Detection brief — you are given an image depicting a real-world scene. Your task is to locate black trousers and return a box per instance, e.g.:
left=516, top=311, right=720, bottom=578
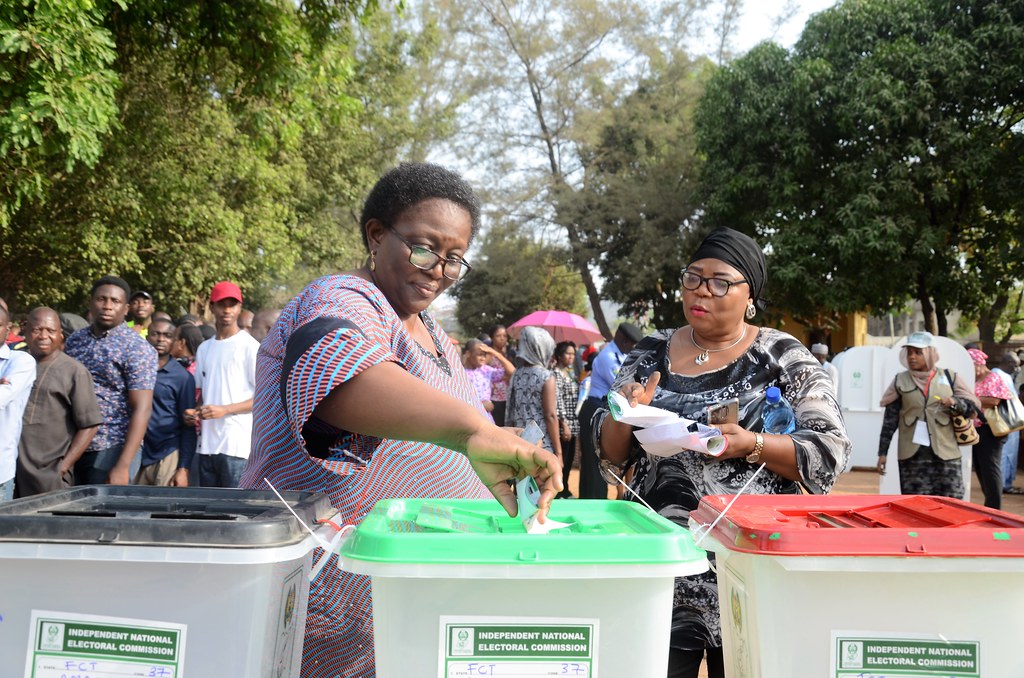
left=560, top=434, right=577, bottom=496
left=667, top=646, right=724, bottom=678
left=577, top=396, right=610, bottom=499
left=974, top=424, right=1006, bottom=509
left=492, top=400, right=506, bottom=427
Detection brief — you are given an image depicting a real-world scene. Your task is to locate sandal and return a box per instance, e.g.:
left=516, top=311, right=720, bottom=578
left=1004, top=487, right=1024, bottom=495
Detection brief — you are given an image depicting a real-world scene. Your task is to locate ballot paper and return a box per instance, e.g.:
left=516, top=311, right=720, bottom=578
left=515, top=475, right=573, bottom=534
left=634, top=420, right=729, bottom=457
left=608, top=391, right=728, bottom=457
left=606, top=391, right=682, bottom=427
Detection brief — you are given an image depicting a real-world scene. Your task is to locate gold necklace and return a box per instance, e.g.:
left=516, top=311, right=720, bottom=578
left=691, top=326, right=746, bottom=365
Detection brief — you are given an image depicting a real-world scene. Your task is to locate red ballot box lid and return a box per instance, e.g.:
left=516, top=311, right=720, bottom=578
left=691, top=494, right=1024, bottom=558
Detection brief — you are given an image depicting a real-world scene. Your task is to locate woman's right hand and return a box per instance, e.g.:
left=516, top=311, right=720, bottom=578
left=877, top=455, right=887, bottom=475
left=464, top=424, right=564, bottom=522
left=617, top=371, right=661, bottom=407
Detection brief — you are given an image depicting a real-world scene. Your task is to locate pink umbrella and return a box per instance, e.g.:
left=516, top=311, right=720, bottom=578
left=507, top=310, right=605, bottom=345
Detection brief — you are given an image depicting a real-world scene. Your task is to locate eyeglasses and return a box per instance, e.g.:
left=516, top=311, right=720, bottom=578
left=390, top=231, right=472, bottom=281
left=681, top=269, right=748, bottom=297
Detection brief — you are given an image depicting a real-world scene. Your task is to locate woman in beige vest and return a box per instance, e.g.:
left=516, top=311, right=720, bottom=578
left=877, top=331, right=980, bottom=497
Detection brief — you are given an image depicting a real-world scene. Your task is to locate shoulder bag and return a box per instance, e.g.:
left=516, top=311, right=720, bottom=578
left=985, top=394, right=1024, bottom=437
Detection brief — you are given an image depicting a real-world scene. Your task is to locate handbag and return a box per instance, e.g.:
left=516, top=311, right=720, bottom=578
left=943, top=370, right=980, bottom=445
left=951, top=412, right=980, bottom=446
left=984, top=396, right=1024, bottom=437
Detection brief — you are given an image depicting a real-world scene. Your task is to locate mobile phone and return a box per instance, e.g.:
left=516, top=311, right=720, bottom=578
left=708, top=398, right=739, bottom=426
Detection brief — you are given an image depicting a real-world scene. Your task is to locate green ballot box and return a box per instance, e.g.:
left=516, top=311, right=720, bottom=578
left=337, top=497, right=708, bottom=677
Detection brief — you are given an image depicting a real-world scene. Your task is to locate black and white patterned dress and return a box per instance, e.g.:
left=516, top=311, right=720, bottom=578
left=508, top=364, right=556, bottom=452
left=589, top=326, right=851, bottom=651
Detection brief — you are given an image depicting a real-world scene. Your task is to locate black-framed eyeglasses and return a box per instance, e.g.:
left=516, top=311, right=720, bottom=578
left=390, top=231, right=472, bottom=281
left=681, top=269, right=748, bottom=297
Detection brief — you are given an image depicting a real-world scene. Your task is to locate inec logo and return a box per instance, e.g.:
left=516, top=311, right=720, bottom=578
left=451, top=628, right=474, bottom=656
left=840, top=640, right=864, bottom=669
left=40, top=622, right=65, bottom=651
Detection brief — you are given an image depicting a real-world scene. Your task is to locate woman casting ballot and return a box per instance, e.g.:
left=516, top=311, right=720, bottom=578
left=592, top=227, right=851, bottom=678
left=241, top=163, right=562, bottom=678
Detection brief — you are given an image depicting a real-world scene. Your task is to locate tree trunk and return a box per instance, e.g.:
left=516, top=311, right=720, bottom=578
left=563, top=221, right=610, bottom=339
left=916, top=274, right=938, bottom=335
left=579, top=261, right=610, bottom=340
left=978, top=292, right=1009, bottom=344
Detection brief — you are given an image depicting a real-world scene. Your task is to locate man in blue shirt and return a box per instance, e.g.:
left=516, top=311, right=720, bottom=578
left=65, top=276, right=157, bottom=485
left=578, top=322, right=643, bottom=499
left=136, top=318, right=196, bottom=486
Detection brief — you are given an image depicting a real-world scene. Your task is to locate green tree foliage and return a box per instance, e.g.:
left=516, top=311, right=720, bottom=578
left=451, top=222, right=587, bottom=340
left=0, top=0, right=123, bottom=227
left=1, top=1, right=450, bottom=314
left=427, top=0, right=721, bottom=338
left=559, top=55, right=712, bottom=329
left=696, top=0, right=1024, bottom=338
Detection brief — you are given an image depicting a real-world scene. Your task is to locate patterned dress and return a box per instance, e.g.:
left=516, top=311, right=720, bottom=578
left=588, top=327, right=850, bottom=651
left=240, top=275, right=489, bottom=678
left=507, top=365, right=556, bottom=452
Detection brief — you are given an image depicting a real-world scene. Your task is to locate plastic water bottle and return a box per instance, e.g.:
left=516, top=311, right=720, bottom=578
left=762, top=386, right=796, bottom=434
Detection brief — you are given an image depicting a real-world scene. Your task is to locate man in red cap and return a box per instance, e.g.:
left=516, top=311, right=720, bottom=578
left=184, top=281, right=259, bottom=487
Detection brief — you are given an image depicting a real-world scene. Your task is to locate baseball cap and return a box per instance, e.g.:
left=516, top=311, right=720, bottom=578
left=210, top=281, right=243, bottom=303
left=905, top=331, right=934, bottom=348
left=130, top=290, right=152, bottom=301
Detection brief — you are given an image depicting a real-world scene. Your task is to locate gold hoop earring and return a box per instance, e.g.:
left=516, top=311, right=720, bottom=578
left=745, top=302, right=756, bottom=319
left=369, top=251, right=377, bottom=271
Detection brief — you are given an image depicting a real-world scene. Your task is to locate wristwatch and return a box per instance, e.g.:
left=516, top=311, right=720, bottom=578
left=746, top=433, right=764, bottom=464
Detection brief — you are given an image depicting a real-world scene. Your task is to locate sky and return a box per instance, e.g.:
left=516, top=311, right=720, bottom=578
left=729, top=0, right=838, bottom=53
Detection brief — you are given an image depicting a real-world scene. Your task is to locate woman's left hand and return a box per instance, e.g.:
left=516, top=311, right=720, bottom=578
left=617, top=371, right=661, bottom=407
left=716, top=422, right=757, bottom=460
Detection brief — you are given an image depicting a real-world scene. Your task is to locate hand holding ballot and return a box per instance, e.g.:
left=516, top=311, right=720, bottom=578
left=607, top=388, right=729, bottom=458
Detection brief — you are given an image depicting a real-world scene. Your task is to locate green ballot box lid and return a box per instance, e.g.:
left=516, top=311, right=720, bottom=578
left=338, top=498, right=708, bottom=578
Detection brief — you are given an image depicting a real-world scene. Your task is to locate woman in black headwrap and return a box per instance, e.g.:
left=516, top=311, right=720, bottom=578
left=591, top=227, right=850, bottom=678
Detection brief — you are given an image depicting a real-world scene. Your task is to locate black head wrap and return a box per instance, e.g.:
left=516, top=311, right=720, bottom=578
left=688, top=227, right=767, bottom=305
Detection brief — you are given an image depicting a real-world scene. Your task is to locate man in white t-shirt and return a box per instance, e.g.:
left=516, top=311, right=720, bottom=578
left=185, top=281, right=259, bottom=487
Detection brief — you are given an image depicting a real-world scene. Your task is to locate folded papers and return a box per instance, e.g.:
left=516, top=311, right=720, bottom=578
left=607, top=391, right=728, bottom=458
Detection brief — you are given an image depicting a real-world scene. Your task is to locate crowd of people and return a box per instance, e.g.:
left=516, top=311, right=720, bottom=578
left=0, top=280, right=280, bottom=500
left=16, top=160, right=1020, bottom=678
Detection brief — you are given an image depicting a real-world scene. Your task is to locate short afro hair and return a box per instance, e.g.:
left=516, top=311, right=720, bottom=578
left=90, top=275, right=131, bottom=301
left=359, top=163, right=482, bottom=250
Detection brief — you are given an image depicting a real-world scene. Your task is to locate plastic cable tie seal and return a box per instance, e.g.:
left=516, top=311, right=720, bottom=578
left=694, top=462, right=766, bottom=547
left=311, top=525, right=354, bottom=581
left=316, top=519, right=345, bottom=532
left=263, top=477, right=332, bottom=551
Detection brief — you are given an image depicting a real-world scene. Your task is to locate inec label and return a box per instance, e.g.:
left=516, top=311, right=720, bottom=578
left=833, top=633, right=979, bottom=677
left=440, top=616, right=597, bottom=677
left=26, top=610, right=186, bottom=678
